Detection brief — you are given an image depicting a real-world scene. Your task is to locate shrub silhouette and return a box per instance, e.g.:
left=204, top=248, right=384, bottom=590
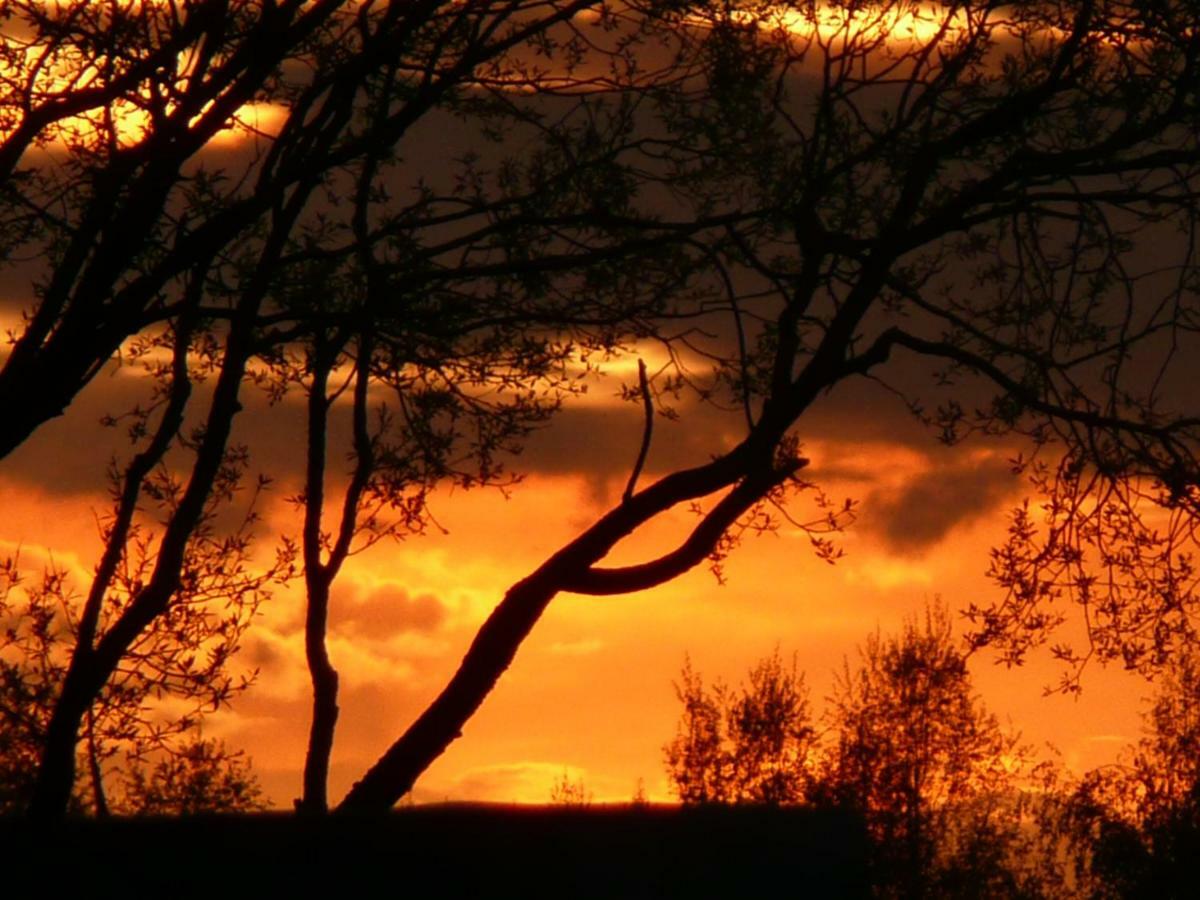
left=822, top=604, right=1033, bottom=897
left=664, top=649, right=816, bottom=806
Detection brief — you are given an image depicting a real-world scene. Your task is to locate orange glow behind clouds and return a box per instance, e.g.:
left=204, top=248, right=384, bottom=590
left=0, top=3, right=287, bottom=151
left=0, top=2, right=1021, bottom=153
left=2, top=423, right=1148, bottom=807
left=233, top=457, right=1146, bottom=806
left=726, top=2, right=971, bottom=45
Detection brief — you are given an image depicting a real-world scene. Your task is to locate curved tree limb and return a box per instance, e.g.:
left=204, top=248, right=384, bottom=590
left=336, top=438, right=804, bottom=813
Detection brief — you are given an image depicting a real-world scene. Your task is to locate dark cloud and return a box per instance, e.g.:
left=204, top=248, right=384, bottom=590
left=0, top=368, right=309, bottom=499
left=243, top=632, right=283, bottom=670
left=515, top=359, right=965, bottom=492
left=515, top=396, right=746, bottom=498
left=0, top=305, right=1020, bottom=510
left=801, top=376, right=940, bottom=450
left=0, top=344, right=1010, bottom=539
left=333, top=583, right=446, bottom=639
left=862, top=454, right=1020, bottom=556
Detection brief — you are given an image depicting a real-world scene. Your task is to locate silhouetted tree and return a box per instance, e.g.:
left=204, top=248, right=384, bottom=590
left=290, top=317, right=575, bottom=812
left=0, top=447, right=280, bottom=816
left=339, top=1, right=1200, bottom=813
left=661, top=611, right=1071, bottom=897
left=120, top=733, right=265, bottom=816
left=0, top=0, right=661, bottom=455
left=1069, top=648, right=1200, bottom=897
left=2, top=0, right=707, bottom=819
left=549, top=769, right=594, bottom=807
left=7, top=1, right=1200, bottom=822
left=822, top=604, right=1029, bottom=897
left=664, top=650, right=815, bottom=805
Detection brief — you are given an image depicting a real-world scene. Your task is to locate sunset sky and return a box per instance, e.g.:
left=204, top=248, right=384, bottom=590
left=0, top=1, right=1174, bottom=811
left=0, top=346, right=1151, bottom=807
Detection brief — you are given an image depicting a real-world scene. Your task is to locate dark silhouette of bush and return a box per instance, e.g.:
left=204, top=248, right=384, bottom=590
left=120, top=734, right=265, bottom=816
left=664, top=649, right=816, bottom=805
left=822, top=604, right=1030, bottom=897
left=667, top=605, right=1060, bottom=897
left=1070, top=650, right=1200, bottom=897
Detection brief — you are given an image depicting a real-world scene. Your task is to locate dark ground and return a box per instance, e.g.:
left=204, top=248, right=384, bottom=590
left=2, top=804, right=869, bottom=898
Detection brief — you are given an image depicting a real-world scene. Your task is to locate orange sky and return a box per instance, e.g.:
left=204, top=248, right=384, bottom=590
left=0, top=360, right=1152, bottom=808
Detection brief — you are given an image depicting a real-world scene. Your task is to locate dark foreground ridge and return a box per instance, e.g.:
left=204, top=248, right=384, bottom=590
left=5, top=803, right=868, bottom=898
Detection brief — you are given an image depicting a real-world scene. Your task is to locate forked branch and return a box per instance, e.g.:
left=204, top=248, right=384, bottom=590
left=336, top=435, right=804, bottom=812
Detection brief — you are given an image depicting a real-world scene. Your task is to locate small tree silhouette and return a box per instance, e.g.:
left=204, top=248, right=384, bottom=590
left=1070, top=648, right=1200, bottom=895
left=121, top=733, right=265, bottom=816
left=665, top=606, right=1053, bottom=895
left=664, top=649, right=815, bottom=806
left=549, top=769, right=593, bottom=809
left=821, top=603, right=1031, bottom=898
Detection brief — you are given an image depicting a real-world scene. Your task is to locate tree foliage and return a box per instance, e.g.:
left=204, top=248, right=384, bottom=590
left=666, top=606, right=1073, bottom=897
left=1068, top=648, right=1200, bottom=897
left=343, top=0, right=1200, bottom=812
left=0, top=0, right=700, bottom=818
left=0, top=455, right=277, bottom=816
left=822, top=604, right=1030, bottom=897
left=120, top=733, right=265, bottom=817
left=664, top=650, right=815, bottom=805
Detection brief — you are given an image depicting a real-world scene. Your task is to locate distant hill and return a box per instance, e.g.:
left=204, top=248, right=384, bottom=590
left=4, top=804, right=868, bottom=898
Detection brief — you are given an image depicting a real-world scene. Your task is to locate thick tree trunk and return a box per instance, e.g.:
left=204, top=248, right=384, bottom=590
left=0, top=337, right=118, bottom=461
left=27, top=662, right=103, bottom=820
left=0, top=379, right=63, bottom=460
left=29, top=716, right=80, bottom=818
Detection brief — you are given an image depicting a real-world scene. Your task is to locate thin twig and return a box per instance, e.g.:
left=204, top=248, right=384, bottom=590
left=623, top=358, right=654, bottom=504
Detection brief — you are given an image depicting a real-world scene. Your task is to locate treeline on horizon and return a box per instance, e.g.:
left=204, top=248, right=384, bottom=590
left=546, top=600, right=1200, bottom=897
left=646, top=602, right=1200, bottom=898
left=7, top=596, right=1199, bottom=898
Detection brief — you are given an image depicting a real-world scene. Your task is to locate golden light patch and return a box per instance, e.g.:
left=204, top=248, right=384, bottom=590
left=547, top=638, right=605, bottom=656
left=774, top=2, right=971, bottom=45
left=436, top=761, right=591, bottom=805
left=1, top=4, right=286, bottom=153
left=842, top=556, right=935, bottom=589
left=686, top=2, right=971, bottom=47
left=0, top=482, right=107, bottom=576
